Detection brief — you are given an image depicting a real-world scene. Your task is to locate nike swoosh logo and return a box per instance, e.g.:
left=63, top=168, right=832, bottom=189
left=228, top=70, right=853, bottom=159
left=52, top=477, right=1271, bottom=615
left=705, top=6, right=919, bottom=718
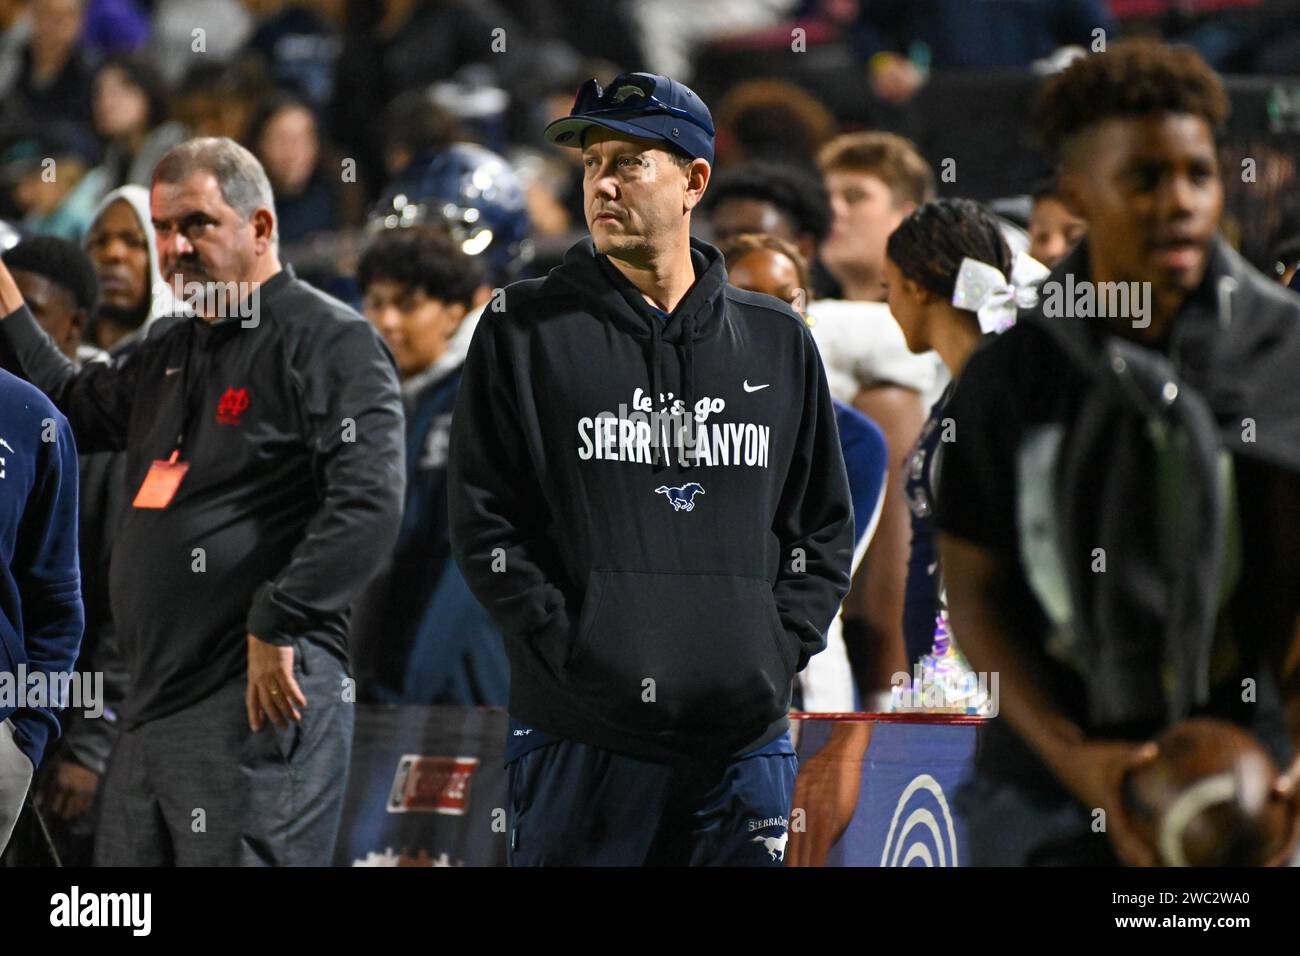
left=743, top=381, right=769, bottom=392
left=165, top=367, right=182, bottom=376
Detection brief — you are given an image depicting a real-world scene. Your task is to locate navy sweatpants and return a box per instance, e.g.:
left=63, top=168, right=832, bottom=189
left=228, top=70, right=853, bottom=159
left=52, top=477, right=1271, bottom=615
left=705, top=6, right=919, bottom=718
left=506, top=734, right=797, bottom=866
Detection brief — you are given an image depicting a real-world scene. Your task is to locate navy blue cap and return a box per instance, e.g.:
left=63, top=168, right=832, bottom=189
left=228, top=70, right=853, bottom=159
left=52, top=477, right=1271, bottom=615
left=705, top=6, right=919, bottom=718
left=544, top=72, right=715, bottom=166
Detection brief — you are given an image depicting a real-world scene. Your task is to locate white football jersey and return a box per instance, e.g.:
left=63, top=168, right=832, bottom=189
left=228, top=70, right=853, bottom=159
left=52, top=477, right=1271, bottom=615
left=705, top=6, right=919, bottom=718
left=806, top=299, right=949, bottom=412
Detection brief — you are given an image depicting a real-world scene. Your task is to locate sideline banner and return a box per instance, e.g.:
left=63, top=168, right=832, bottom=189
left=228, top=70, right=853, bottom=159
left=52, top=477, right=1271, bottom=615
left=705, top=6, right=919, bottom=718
left=787, top=714, right=984, bottom=867
left=334, top=705, right=508, bottom=866
left=334, top=707, right=982, bottom=866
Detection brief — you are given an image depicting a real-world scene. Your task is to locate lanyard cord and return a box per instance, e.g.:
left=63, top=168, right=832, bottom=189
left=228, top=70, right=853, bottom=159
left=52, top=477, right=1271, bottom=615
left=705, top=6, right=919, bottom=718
left=172, top=324, right=198, bottom=457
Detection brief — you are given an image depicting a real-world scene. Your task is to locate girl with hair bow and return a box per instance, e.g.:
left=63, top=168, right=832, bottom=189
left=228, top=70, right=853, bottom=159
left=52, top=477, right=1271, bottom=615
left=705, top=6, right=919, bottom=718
left=882, top=197, right=1050, bottom=682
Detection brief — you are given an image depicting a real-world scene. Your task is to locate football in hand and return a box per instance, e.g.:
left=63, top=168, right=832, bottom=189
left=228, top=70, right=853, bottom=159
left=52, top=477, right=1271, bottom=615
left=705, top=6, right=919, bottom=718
left=1123, top=718, right=1294, bottom=866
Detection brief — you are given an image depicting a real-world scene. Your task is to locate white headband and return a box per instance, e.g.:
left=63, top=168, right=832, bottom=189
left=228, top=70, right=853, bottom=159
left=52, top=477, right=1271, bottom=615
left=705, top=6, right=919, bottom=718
left=950, top=252, right=1050, bottom=334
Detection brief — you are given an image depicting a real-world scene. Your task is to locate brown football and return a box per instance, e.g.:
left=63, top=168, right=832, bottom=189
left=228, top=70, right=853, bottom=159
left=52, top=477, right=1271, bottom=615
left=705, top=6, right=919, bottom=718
left=1123, top=718, right=1293, bottom=866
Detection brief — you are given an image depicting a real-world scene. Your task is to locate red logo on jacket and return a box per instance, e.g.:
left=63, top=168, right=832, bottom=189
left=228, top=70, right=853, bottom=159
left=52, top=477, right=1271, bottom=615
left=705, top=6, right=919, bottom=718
left=216, top=387, right=250, bottom=425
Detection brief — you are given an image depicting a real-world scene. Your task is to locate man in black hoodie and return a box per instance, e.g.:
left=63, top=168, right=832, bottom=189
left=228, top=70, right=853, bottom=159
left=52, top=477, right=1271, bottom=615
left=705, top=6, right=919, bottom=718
left=449, top=73, right=854, bottom=866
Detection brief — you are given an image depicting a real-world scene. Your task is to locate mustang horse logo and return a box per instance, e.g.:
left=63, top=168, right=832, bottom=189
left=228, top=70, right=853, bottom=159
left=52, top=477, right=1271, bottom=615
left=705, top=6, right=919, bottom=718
left=654, top=482, right=705, bottom=512
left=752, top=832, right=788, bottom=862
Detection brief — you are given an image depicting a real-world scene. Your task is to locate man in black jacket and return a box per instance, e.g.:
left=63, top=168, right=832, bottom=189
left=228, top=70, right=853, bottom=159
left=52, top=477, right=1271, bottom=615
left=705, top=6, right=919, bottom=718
left=0, top=137, right=405, bottom=865
left=449, top=73, right=854, bottom=866
left=937, top=41, right=1300, bottom=866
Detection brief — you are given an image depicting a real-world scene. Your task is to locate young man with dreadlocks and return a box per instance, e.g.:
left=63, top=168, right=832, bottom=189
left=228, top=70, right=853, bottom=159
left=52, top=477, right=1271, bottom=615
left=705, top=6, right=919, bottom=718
left=936, top=40, right=1300, bottom=866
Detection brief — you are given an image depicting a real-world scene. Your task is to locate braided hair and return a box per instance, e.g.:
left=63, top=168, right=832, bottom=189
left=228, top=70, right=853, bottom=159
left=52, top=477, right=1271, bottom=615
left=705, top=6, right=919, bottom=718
left=885, top=198, right=1012, bottom=302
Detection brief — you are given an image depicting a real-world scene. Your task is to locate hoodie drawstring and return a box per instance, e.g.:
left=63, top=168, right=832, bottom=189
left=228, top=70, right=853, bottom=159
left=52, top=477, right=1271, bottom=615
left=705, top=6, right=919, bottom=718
left=679, top=313, right=696, bottom=473
left=647, top=311, right=698, bottom=473
left=649, top=314, right=666, bottom=471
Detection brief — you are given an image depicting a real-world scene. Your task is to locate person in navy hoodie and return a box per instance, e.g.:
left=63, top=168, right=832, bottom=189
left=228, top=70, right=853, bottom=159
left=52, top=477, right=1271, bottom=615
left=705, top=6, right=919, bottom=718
left=3, top=235, right=111, bottom=865
left=0, top=363, right=83, bottom=852
left=349, top=225, right=508, bottom=705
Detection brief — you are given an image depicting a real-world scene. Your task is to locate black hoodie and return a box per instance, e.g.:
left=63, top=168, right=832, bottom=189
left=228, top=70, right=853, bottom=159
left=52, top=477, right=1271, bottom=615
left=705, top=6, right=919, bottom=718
left=449, top=237, right=854, bottom=763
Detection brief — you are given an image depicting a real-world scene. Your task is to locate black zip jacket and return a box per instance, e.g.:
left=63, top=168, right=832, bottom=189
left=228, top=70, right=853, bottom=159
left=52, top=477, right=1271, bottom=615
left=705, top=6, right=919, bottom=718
left=0, top=266, right=405, bottom=726
left=448, top=237, right=854, bottom=762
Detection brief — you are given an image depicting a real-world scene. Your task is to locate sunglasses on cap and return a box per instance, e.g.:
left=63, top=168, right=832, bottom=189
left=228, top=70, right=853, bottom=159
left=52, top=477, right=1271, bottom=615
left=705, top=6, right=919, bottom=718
left=571, top=78, right=716, bottom=137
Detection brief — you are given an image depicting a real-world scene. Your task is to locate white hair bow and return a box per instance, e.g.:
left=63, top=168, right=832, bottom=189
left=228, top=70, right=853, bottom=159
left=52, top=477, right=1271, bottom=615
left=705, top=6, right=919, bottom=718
left=951, top=252, right=1051, bottom=334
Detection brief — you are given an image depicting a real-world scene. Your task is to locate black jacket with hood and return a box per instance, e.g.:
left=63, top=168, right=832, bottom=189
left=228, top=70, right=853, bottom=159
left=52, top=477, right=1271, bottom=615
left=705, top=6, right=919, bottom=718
left=449, top=237, right=854, bottom=762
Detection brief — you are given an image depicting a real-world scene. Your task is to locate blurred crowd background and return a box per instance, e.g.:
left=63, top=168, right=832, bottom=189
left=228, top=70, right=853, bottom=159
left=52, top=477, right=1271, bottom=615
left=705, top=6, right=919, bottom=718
left=2, top=0, right=1299, bottom=306
left=2, top=0, right=1300, bottom=868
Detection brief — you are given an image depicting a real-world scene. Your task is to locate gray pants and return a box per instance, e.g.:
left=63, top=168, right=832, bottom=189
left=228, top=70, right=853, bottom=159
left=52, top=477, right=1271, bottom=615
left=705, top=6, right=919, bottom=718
left=94, top=640, right=353, bottom=866
left=0, top=718, right=33, bottom=853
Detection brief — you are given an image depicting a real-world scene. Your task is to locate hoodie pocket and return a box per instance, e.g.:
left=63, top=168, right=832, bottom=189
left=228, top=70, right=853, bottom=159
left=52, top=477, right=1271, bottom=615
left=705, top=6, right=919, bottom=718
left=567, top=570, right=796, bottom=736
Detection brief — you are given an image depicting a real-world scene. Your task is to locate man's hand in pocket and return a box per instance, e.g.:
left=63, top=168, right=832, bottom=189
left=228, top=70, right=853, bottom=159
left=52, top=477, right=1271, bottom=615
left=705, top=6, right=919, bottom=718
left=246, top=633, right=307, bottom=731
